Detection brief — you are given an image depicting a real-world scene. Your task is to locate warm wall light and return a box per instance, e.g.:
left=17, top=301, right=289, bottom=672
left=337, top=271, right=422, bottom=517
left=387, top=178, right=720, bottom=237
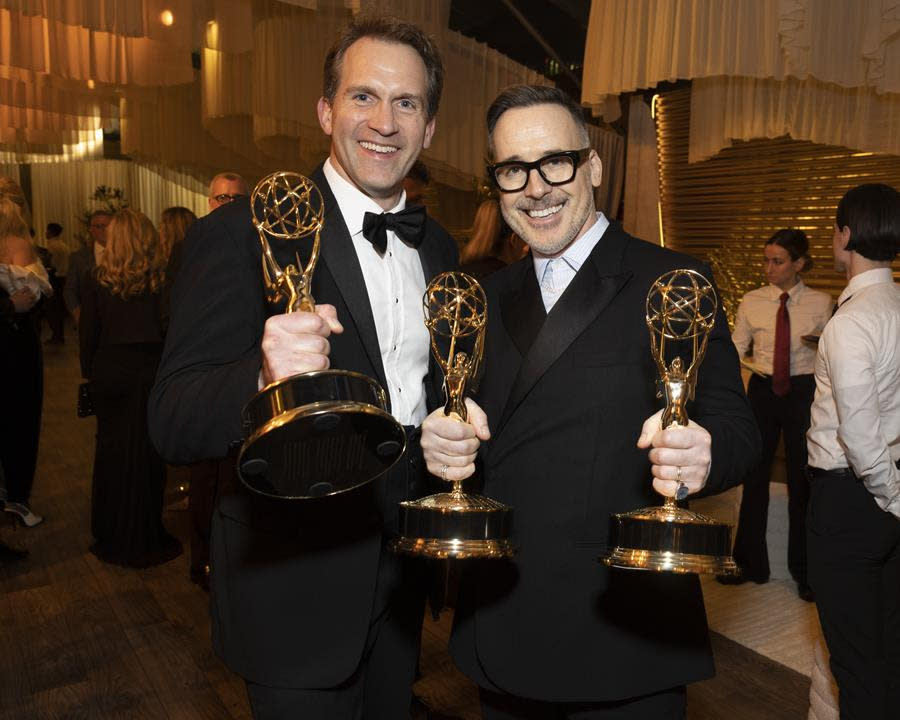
left=161, top=9, right=174, bottom=26
left=206, top=20, right=219, bottom=48
left=87, top=79, right=95, bottom=89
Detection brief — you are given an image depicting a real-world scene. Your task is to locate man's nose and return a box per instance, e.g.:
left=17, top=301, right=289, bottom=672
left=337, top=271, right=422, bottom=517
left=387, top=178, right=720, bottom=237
left=369, top=102, right=398, bottom=135
left=523, top=167, right=551, bottom=198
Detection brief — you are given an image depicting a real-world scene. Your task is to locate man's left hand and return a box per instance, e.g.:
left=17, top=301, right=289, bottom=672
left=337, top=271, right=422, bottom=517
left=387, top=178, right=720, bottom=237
left=636, top=408, right=712, bottom=498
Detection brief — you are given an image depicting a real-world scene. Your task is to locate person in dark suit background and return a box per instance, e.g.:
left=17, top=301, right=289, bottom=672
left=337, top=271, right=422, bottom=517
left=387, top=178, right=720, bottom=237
left=421, top=85, right=759, bottom=719
left=65, top=210, right=111, bottom=327
left=148, top=16, right=457, bottom=720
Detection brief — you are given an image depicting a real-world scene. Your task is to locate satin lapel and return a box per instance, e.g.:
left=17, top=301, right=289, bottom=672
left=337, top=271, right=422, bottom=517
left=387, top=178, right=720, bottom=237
left=494, top=226, right=633, bottom=438
left=499, top=259, right=546, bottom=358
left=416, top=220, right=440, bottom=286
left=314, top=168, right=388, bottom=393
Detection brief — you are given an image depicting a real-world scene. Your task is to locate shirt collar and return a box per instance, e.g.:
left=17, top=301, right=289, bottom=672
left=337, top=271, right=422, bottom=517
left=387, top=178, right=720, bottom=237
left=532, top=212, right=609, bottom=282
left=323, top=158, right=406, bottom=238
left=839, top=267, right=895, bottom=306
left=767, top=278, right=806, bottom=299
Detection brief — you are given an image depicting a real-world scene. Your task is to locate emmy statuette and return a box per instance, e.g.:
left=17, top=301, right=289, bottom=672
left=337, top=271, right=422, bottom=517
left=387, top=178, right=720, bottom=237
left=602, top=269, right=737, bottom=575
left=392, top=272, right=514, bottom=559
left=237, top=171, right=406, bottom=500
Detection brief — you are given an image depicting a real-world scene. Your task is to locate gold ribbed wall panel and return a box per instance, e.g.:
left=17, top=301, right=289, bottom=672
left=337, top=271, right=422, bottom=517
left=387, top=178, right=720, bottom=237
left=655, top=88, right=900, bottom=325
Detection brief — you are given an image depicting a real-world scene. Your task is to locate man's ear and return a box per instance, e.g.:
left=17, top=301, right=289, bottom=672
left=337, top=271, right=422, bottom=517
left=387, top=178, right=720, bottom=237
left=317, top=97, right=333, bottom=136
left=422, top=117, right=436, bottom=150
left=589, top=150, right=602, bottom=189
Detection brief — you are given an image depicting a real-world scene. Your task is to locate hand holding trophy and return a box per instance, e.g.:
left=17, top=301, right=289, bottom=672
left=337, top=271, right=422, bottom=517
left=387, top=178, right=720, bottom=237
left=237, top=171, right=407, bottom=500
left=392, top=271, right=514, bottom=559
left=602, top=269, right=737, bottom=574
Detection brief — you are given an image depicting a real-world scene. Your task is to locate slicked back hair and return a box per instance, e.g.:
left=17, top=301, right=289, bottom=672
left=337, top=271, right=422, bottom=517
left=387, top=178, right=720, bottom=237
left=836, top=183, right=900, bottom=262
left=486, top=84, right=589, bottom=159
left=767, top=228, right=813, bottom=272
left=322, top=15, right=444, bottom=121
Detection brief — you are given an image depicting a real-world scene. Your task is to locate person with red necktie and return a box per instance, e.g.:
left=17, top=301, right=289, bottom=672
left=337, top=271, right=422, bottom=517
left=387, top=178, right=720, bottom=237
left=723, top=229, right=833, bottom=599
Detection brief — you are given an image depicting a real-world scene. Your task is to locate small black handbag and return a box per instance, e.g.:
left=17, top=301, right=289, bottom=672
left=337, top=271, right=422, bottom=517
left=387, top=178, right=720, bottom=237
left=77, top=382, right=94, bottom=418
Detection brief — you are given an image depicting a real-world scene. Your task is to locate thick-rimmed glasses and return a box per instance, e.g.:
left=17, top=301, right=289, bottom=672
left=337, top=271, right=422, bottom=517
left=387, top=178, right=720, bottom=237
left=213, top=193, right=242, bottom=204
left=487, top=148, right=590, bottom=192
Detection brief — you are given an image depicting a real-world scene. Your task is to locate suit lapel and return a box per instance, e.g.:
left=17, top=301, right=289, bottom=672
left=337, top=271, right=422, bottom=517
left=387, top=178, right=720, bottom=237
left=494, top=224, right=633, bottom=438
left=499, top=259, right=546, bottom=358
left=313, top=168, right=389, bottom=394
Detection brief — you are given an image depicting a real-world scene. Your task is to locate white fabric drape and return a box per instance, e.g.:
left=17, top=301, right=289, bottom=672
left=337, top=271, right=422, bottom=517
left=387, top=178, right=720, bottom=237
left=622, top=95, right=660, bottom=244
left=689, top=73, right=900, bottom=162
left=29, top=159, right=208, bottom=252
left=583, top=0, right=900, bottom=159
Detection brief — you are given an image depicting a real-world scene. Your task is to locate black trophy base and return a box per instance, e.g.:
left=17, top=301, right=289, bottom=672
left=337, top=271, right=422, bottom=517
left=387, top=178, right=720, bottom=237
left=602, top=504, right=737, bottom=575
left=391, top=492, right=514, bottom=559
left=238, top=402, right=405, bottom=500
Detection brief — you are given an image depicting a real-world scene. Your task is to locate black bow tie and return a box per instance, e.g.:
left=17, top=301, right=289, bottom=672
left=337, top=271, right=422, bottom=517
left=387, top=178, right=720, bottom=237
left=362, top=205, right=427, bottom=254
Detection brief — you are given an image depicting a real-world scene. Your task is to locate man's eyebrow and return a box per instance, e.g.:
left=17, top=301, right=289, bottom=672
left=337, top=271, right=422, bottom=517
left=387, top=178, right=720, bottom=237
left=345, top=85, right=377, bottom=96
left=494, top=149, right=568, bottom=163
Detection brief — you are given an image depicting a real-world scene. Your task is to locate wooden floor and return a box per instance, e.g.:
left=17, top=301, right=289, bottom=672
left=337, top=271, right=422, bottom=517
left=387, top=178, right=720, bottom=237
left=0, top=327, right=811, bottom=719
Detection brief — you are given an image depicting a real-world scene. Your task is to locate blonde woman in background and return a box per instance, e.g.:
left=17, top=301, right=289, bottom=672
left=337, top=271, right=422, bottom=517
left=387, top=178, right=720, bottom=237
left=158, top=206, right=197, bottom=327
left=460, top=199, right=526, bottom=279
left=79, top=208, right=182, bottom=567
left=0, top=176, right=47, bottom=528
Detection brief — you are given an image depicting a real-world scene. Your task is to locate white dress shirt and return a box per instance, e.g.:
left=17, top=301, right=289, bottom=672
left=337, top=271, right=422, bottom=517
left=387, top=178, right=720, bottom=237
left=323, top=160, right=430, bottom=427
left=731, top=280, right=833, bottom=376
left=533, top=212, right=609, bottom=312
left=807, top=268, right=900, bottom=518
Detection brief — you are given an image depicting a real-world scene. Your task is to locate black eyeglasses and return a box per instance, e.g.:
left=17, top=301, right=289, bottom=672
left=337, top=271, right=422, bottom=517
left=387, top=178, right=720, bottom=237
left=487, top=148, right=590, bottom=192
left=212, top=193, right=242, bottom=204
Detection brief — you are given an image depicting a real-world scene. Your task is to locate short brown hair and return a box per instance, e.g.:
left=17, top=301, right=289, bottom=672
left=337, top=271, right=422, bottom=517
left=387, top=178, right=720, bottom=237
left=486, top=85, right=588, bottom=159
left=322, top=15, right=444, bottom=121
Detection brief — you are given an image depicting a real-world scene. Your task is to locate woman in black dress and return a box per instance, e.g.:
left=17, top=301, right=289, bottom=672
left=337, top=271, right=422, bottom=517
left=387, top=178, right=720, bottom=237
left=1, top=177, right=46, bottom=529
left=79, top=208, right=181, bottom=567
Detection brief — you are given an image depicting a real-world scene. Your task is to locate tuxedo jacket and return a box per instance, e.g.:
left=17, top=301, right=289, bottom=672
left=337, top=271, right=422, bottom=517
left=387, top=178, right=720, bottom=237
left=64, top=245, right=94, bottom=314
left=449, top=223, right=759, bottom=702
left=148, top=167, right=457, bottom=688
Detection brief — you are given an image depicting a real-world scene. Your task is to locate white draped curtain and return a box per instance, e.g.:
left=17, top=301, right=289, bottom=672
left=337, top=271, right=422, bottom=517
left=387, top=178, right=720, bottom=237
left=2, top=0, right=625, bottom=222
left=29, top=159, right=208, bottom=251
left=583, top=0, right=900, bottom=160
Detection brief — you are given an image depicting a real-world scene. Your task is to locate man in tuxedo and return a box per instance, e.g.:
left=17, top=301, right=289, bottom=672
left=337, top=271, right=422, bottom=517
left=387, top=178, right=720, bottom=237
left=148, top=16, right=456, bottom=719
left=421, top=85, right=759, bottom=719
left=64, top=210, right=110, bottom=326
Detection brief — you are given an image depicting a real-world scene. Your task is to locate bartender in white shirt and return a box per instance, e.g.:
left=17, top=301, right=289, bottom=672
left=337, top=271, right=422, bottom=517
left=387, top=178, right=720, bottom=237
left=806, top=183, right=900, bottom=720
left=723, top=229, right=832, bottom=601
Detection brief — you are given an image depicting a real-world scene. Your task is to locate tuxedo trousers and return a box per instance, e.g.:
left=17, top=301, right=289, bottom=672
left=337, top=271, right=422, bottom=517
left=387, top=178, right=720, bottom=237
left=807, top=466, right=900, bottom=720
left=245, top=545, right=426, bottom=720
left=732, top=373, right=815, bottom=582
left=479, top=686, right=686, bottom=720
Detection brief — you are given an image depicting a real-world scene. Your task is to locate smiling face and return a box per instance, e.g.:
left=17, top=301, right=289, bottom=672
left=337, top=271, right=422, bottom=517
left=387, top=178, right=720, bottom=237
left=763, top=243, right=804, bottom=291
left=317, top=37, right=435, bottom=210
left=490, top=103, right=601, bottom=257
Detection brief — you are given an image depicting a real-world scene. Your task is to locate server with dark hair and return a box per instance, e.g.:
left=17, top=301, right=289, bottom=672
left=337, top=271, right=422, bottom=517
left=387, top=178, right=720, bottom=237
left=724, top=228, right=832, bottom=599
left=807, top=183, right=900, bottom=720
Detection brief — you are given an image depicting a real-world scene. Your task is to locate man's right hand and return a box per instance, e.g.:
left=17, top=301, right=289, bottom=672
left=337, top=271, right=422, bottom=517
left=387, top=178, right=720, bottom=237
left=260, top=304, right=343, bottom=386
left=420, top=398, right=491, bottom=482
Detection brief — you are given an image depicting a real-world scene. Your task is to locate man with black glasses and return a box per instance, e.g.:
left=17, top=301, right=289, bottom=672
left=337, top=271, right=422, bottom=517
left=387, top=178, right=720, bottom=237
left=207, top=172, right=249, bottom=212
left=420, top=84, right=758, bottom=718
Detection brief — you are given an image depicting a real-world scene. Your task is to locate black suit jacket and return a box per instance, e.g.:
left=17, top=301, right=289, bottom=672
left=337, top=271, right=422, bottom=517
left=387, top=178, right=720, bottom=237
left=148, top=168, right=457, bottom=688
left=449, top=223, right=759, bottom=702
left=64, top=245, right=94, bottom=314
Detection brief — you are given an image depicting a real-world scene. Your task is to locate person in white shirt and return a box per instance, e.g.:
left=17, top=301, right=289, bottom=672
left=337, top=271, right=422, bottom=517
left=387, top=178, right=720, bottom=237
left=722, top=229, right=832, bottom=599
left=806, top=183, right=900, bottom=720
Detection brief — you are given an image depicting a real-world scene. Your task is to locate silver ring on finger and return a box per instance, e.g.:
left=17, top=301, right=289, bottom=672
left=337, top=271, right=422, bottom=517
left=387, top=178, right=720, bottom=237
left=675, top=466, right=689, bottom=501
left=440, top=464, right=449, bottom=482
